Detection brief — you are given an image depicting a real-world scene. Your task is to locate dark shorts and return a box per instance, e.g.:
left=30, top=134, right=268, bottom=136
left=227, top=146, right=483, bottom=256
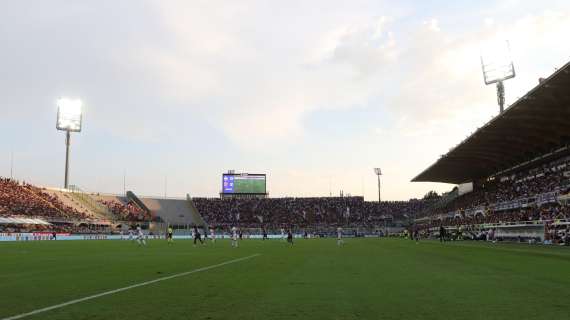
left=168, top=233, right=173, bottom=239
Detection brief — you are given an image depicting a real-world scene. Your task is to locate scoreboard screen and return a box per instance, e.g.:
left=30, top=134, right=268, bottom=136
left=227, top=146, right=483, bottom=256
left=222, top=173, right=266, bottom=194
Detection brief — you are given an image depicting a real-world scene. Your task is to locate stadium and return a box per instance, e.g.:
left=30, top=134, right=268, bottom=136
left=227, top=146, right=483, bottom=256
left=1, top=2, right=570, bottom=320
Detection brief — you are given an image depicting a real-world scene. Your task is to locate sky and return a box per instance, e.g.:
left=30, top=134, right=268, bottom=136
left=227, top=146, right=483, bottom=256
left=1, top=0, right=570, bottom=200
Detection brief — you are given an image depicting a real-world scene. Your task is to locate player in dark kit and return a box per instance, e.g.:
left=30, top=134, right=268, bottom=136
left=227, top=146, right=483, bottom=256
left=439, top=226, right=446, bottom=243
left=287, top=229, right=293, bottom=245
left=413, top=227, right=420, bottom=243
left=262, top=227, right=268, bottom=240
left=193, top=226, right=204, bottom=246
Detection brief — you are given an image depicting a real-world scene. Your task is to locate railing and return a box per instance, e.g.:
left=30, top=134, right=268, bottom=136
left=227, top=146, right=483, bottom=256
left=126, top=191, right=150, bottom=213
left=427, top=218, right=570, bottom=232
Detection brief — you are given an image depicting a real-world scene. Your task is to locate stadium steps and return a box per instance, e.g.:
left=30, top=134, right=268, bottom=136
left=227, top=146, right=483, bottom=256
left=126, top=191, right=151, bottom=215
left=43, top=188, right=99, bottom=219
left=136, top=194, right=205, bottom=227
left=67, top=186, right=116, bottom=221
left=186, top=194, right=207, bottom=227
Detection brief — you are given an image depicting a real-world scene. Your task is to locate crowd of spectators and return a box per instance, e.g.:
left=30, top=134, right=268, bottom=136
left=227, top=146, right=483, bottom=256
left=99, top=199, right=150, bottom=222
left=0, top=178, right=88, bottom=220
left=435, top=157, right=570, bottom=215
left=193, top=196, right=435, bottom=229
left=0, top=223, right=111, bottom=234
left=420, top=155, right=570, bottom=229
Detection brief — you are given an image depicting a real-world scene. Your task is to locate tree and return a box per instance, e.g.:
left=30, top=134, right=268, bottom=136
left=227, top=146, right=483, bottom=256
left=423, top=190, right=440, bottom=200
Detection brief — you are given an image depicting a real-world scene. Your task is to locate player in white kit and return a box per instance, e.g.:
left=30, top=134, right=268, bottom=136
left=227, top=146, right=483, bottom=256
left=231, top=227, right=239, bottom=248
left=137, top=226, right=147, bottom=246
left=280, top=228, right=286, bottom=242
left=337, top=227, right=344, bottom=247
left=209, top=227, right=216, bottom=244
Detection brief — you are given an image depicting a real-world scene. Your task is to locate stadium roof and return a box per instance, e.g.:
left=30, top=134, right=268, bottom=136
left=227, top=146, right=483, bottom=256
left=413, top=61, right=570, bottom=184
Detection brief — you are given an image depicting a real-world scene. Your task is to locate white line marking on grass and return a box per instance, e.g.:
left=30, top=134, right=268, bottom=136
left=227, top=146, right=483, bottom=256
left=424, top=241, right=570, bottom=256
left=1, top=254, right=261, bottom=320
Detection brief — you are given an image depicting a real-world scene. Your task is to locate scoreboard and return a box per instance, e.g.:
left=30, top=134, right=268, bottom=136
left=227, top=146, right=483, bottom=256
left=222, top=173, right=266, bottom=194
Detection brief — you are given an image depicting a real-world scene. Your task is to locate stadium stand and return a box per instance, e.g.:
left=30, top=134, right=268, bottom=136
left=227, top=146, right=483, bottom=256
left=0, top=177, right=201, bottom=232
left=90, top=194, right=151, bottom=222
left=412, top=61, right=570, bottom=244
left=87, top=192, right=202, bottom=226
left=138, top=195, right=204, bottom=226
left=413, top=61, right=570, bottom=184
left=0, top=178, right=89, bottom=220
left=42, top=188, right=106, bottom=220
left=192, top=196, right=436, bottom=231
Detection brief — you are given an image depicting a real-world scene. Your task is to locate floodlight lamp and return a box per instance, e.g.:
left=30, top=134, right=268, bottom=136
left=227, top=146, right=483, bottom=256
left=374, top=168, right=382, bottom=175
left=57, top=98, right=83, bottom=132
left=480, top=40, right=516, bottom=85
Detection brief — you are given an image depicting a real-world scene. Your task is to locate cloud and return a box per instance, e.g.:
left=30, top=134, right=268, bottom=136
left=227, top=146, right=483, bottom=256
left=121, top=5, right=401, bottom=149
left=110, top=3, right=570, bottom=157
left=424, top=18, right=441, bottom=32
left=384, top=9, right=570, bottom=142
left=309, top=16, right=397, bottom=68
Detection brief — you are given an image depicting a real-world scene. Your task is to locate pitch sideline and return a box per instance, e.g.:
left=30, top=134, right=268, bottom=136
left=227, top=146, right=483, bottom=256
left=1, top=254, right=261, bottom=320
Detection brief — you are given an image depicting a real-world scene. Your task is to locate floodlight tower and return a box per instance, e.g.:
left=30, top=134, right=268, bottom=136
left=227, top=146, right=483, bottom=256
left=56, top=98, right=83, bottom=189
left=480, top=40, right=516, bottom=114
left=373, top=168, right=382, bottom=202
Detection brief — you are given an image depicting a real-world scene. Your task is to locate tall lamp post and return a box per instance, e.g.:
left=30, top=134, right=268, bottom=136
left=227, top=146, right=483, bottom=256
left=373, top=168, right=382, bottom=202
left=56, top=98, right=83, bottom=189
left=480, top=40, right=516, bottom=114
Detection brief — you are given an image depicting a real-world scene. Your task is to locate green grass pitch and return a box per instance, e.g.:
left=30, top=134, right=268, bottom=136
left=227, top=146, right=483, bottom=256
left=1, top=238, right=569, bottom=320
left=234, top=179, right=265, bottom=194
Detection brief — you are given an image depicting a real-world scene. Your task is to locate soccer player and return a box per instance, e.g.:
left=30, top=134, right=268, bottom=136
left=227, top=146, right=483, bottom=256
left=128, top=229, right=134, bottom=242
left=136, top=225, right=147, bottom=246
left=193, top=226, right=204, bottom=246
left=439, top=225, right=446, bottom=243
left=337, top=227, right=344, bottom=246
left=231, top=226, right=239, bottom=248
left=287, top=229, right=293, bottom=245
left=262, top=227, right=268, bottom=241
left=413, top=227, right=420, bottom=244
left=167, top=226, right=174, bottom=245
left=280, top=228, right=286, bottom=242
left=209, top=226, right=216, bottom=244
